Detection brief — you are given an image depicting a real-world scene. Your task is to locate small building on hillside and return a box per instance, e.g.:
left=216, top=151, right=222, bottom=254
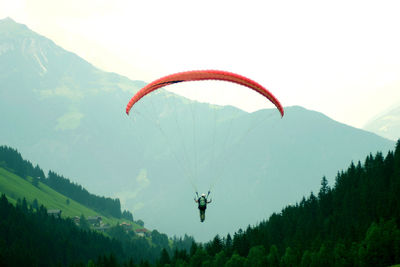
left=73, top=216, right=80, bottom=225
left=135, top=228, right=150, bottom=237
left=87, top=216, right=102, bottom=226
left=119, top=222, right=132, bottom=232
left=47, top=209, right=62, bottom=219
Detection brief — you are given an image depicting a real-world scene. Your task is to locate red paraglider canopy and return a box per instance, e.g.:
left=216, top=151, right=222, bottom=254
left=126, top=70, right=284, bottom=117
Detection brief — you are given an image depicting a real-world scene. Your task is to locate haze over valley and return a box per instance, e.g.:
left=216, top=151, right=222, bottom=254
left=0, top=18, right=397, bottom=242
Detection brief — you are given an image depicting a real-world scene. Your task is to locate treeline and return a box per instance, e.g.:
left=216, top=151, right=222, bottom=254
left=47, top=170, right=122, bottom=218
left=0, top=194, right=177, bottom=266
left=163, top=140, right=400, bottom=267
left=0, top=145, right=132, bottom=220
left=0, top=146, right=45, bottom=180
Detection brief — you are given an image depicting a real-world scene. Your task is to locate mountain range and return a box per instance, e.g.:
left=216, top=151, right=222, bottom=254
left=0, top=17, right=396, bottom=241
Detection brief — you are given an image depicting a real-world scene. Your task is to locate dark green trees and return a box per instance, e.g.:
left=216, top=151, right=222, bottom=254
left=164, top=140, right=400, bottom=267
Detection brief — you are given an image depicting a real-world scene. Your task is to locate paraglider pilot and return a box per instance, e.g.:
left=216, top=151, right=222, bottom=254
left=195, top=192, right=212, bottom=222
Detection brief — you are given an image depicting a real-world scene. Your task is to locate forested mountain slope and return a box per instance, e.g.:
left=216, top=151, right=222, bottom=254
left=0, top=145, right=195, bottom=266
left=0, top=145, right=132, bottom=220
left=168, top=140, right=400, bottom=267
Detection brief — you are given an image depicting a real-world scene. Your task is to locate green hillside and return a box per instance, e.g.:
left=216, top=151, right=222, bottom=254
left=0, top=167, right=139, bottom=228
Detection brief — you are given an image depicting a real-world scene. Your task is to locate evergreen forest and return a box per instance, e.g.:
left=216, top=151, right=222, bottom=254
left=165, top=140, right=400, bottom=267
left=0, top=193, right=194, bottom=266
left=1, top=141, right=399, bottom=266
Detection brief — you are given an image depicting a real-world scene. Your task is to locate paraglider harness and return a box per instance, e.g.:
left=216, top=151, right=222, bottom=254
left=196, top=191, right=210, bottom=211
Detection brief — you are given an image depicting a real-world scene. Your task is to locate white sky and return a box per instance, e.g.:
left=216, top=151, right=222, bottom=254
left=1, top=0, right=400, bottom=128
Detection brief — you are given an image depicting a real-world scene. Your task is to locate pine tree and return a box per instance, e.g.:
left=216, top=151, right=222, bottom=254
left=246, top=245, right=267, bottom=267
left=267, top=245, right=280, bottom=267
left=159, top=248, right=171, bottom=266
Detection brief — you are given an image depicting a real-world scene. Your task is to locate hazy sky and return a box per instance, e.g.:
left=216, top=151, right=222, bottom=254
left=1, top=0, right=400, bottom=128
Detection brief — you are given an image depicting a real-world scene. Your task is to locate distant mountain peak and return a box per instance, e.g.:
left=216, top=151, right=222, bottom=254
left=0, top=17, right=143, bottom=110
left=0, top=17, right=16, bottom=23
left=0, top=20, right=55, bottom=77
left=364, top=105, right=400, bottom=141
left=0, top=17, right=34, bottom=37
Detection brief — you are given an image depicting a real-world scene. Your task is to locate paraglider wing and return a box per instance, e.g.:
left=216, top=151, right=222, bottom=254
left=125, top=70, right=284, bottom=117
